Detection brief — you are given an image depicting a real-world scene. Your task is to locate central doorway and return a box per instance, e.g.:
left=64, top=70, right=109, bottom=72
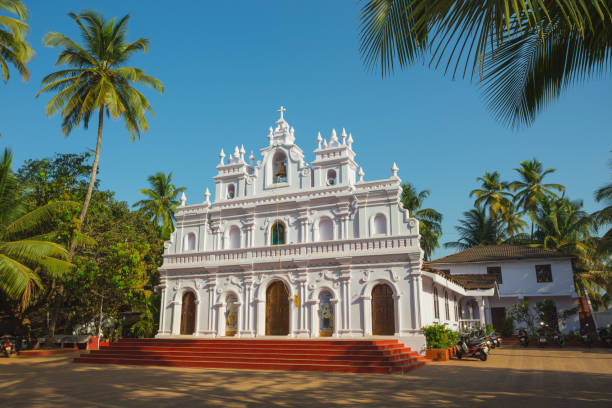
left=266, top=281, right=289, bottom=335
left=180, top=291, right=196, bottom=335
left=371, top=284, right=395, bottom=335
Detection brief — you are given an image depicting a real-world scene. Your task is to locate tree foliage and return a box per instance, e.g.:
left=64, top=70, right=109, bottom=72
left=401, top=183, right=443, bottom=260
left=358, top=0, right=612, bottom=128
left=0, top=0, right=34, bottom=84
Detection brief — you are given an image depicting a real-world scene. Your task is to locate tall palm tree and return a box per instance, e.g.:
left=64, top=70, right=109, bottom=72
left=400, top=183, right=442, bottom=260
left=445, top=206, right=505, bottom=250
left=593, top=160, right=612, bottom=254
left=532, top=195, right=610, bottom=309
left=133, top=172, right=185, bottom=240
left=0, top=148, right=75, bottom=304
left=500, top=201, right=528, bottom=239
left=359, top=1, right=612, bottom=128
left=37, top=11, right=163, bottom=233
left=0, top=0, right=34, bottom=84
left=470, top=171, right=513, bottom=219
left=509, top=159, right=565, bottom=238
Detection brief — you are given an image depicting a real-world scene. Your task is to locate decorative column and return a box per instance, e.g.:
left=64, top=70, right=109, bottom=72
left=171, top=298, right=182, bottom=335
left=241, top=275, right=255, bottom=337
left=298, top=210, right=309, bottom=243
left=409, top=270, right=423, bottom=331
left=479, top=297, right=486, bottom=327
left=156, top=283, right=168, bottom=336
left=255, top=298, right=266, bottom=336
left=339, top=268, right=352, bottom=335
left=393, top=294, right=402, bottom=336
left=295, top=270, right=309, bottom=337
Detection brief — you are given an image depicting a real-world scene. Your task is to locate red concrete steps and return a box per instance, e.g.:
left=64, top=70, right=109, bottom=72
left=74, top=338, right=428, bottom=374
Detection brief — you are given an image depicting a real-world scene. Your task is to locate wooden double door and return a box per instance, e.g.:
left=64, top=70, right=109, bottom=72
left=180, top=292, right=196, bottom=335
left=372, top=284, right=395, bottom=335
left=491, top=307, right=506, bottom=332
left=266, top=281, right=289, bottom=335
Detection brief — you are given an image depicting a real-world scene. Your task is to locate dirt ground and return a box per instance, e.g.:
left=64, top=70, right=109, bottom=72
left=1, top=347, right=611, bottom=408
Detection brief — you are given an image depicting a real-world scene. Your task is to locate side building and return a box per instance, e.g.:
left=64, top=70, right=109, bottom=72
left=428, top=245, right=580, bottom=333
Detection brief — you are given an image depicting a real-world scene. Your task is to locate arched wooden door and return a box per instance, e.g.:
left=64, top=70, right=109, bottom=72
left=266, top=281, right=289, bottom=335
left=180, top=292, right=196, bottom=335
left=371, top=284, right=395, bottom=335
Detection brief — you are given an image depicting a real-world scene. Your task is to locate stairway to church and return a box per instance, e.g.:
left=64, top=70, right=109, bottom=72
left=74, top=338, right=429, bottom=374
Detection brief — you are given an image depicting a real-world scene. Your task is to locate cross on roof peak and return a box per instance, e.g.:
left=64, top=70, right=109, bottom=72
left=278, top=106, right=286, bottom=121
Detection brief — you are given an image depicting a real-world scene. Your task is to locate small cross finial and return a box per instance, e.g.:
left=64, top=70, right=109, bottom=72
left=278, top=106, right=286, bottom=120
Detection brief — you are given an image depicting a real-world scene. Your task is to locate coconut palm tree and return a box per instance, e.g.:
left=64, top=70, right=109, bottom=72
left=0, top=148, right=76, bottom=304
left=531, top=195, right=610, bottom=309
left=509, top=159, right=565, bottom=239
left=37, top=11, right=164, bottom=233
left=400, top=183, right=442, bottom=260
left=0, top=0, right=34, bottom=84
left=445, top=206, right=505, bottom=250
left=133, top=172, right=185, bottom=240
left=358, top=1, right=612, bottom=128
left=501, top=201, right=529, bottom=239
left=593, top=160, right=612, bottom=254
left=470, top=171, right=513, bottom=219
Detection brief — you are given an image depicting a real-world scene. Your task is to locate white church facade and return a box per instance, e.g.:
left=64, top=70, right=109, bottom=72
left=155, top=108, right=495, bottom=351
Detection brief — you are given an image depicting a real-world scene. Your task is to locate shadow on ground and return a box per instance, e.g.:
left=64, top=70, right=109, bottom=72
left=1, top=348, right=611, bottom=408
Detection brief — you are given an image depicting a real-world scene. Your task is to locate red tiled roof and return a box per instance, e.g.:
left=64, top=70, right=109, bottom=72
left=429, top=245, right=571, bottom=265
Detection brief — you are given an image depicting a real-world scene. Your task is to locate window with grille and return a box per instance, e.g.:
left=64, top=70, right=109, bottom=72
left=433, top=288, right=439, bottom=319
left=487, top=266, right=503, bottom=284
left=535, top=264, right=553, bottom=283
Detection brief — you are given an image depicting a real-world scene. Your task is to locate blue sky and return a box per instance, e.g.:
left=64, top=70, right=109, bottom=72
left=2, top=1, right=611, bottom=258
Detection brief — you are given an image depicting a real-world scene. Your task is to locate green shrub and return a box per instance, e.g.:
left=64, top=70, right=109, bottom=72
left=485, top=324, right=495, bottom=334
left=501, top=317, right=514, bottom=337
left=423, top=324, right=458, bottom=349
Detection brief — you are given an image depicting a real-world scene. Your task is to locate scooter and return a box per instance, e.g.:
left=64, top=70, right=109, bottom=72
left=551, top=330, right=565, bottom=347
left=1, top=336, right=16, bottom=357
left=538, top=328, right=548, bottom=347
left=456, top=333, right=489, bottom=361
left=489, top=332, right=501, bottom=348
left=599, top=328, right=612, bottom=348
left=580, top=327, right=592, bottom=348
left=518, top=329, right=529, bottom=347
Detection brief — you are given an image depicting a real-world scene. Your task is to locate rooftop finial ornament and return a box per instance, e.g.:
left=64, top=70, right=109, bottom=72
left=180, top=192, right=187, bottom=207
left=341, top=128, right=347, bottom=145
left=316, top=132, right=322, bottom=149
left=391, top=162, right=399, bottom=178
left=347, top=132, right=354, bottom=149
left=249, top=150, right=255, bottom=164
left=204, top=188, right=211, bottom=204
left=358, top=167, right=364, bottom=182
left=219, top=148, right=226, bottom=165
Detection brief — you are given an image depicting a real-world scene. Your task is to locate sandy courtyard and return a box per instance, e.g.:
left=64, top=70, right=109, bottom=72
left=1, top=347, right=611, bottom=408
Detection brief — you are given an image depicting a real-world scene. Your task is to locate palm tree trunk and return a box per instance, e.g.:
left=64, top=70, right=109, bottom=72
left=76, top=106, right=104, bottom=234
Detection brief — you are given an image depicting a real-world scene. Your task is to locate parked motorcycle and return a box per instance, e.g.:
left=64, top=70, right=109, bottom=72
left=489, top=332, right=501, bottom=348
left=580, top=327, right=592, bottom=348
left=456, top=332, right=489, bottom=361
left=1, top=335, right=16, bottom=358
left=538, top=327, right=548, bottom=347
left=551, top=330, right=565, bottom=347
left=599, top=328, right=612, bottom=348
left=518, top=329, right=529, bottom=347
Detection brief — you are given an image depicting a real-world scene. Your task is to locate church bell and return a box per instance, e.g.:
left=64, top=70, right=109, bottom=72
left=275, top=162, right=287, bottom=180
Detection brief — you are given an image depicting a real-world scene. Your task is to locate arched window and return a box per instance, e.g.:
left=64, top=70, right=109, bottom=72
left=272, top=151, right=288, bottom=183
left=319, top=217, right=333, bottom=241
left=271, top=221, right=286, bottom=245
left=184, top=232, right=196, bottom=251
left=373, top=214, right=387, bottom=235
left=444, top=291, right=450, bottom=321
left=229, top=226, right=240, bottom=249
left=326, top=169, right=337, bottom=186
left=433, top=287, right=439, bottom=319
left=227, top=184, right=235, bottom=199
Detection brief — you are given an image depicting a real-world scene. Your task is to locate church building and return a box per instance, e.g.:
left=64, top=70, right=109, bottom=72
left=155, top=108, right=495, bottom=351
